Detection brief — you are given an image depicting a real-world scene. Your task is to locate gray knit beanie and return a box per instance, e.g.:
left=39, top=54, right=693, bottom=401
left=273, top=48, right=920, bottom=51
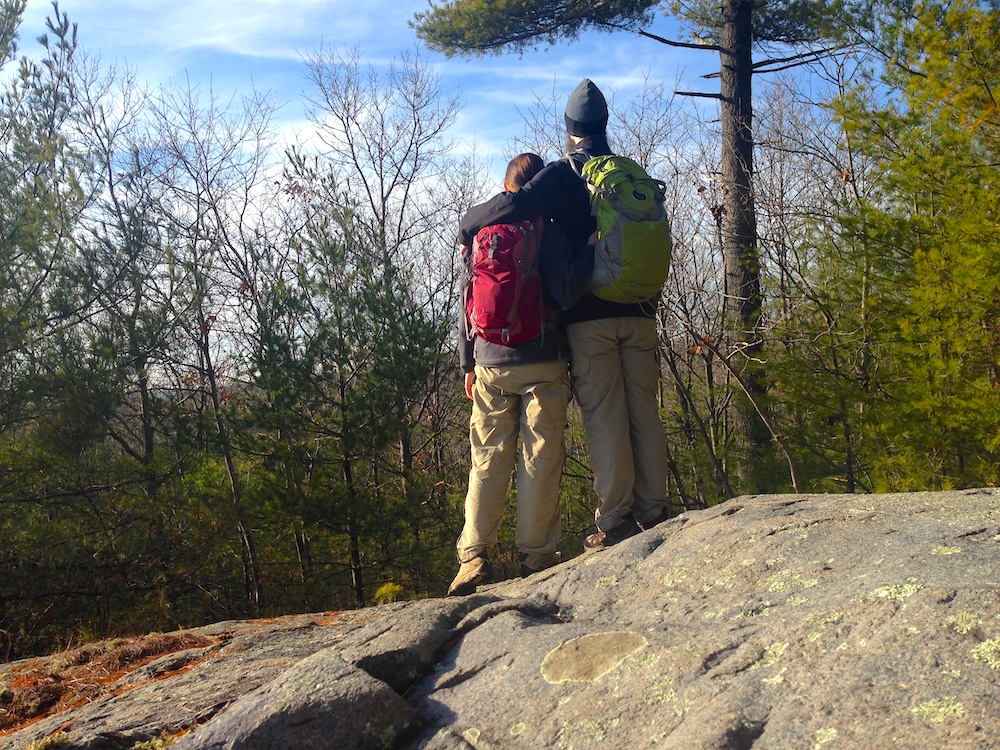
left=564, top=78, right=609, bottom=137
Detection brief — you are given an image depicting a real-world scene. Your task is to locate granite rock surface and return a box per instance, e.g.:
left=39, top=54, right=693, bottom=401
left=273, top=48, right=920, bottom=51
left=3, top=490, right=999, bottom=749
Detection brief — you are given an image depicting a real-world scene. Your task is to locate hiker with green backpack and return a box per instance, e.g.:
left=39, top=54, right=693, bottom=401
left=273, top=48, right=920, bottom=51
left=461, top=79, right=673, bottom=551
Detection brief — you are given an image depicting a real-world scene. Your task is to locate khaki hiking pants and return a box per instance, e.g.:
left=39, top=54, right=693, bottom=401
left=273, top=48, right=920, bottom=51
left=457, top=361, right=571, bottom=564
left=567, top=316, right=668, bottom=531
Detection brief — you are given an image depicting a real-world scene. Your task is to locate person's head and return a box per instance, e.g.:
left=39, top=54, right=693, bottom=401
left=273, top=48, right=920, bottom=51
left=504, top=152, right=545, bottom=192
left=564, top=78, right=608, bottom=141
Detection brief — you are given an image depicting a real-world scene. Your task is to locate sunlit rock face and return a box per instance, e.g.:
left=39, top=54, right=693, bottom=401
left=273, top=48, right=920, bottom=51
left=4, top=490, right=999, bottom=750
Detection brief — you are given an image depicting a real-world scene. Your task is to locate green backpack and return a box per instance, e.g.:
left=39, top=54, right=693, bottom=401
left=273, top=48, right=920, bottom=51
left=571, top=153, right=672, bottom=304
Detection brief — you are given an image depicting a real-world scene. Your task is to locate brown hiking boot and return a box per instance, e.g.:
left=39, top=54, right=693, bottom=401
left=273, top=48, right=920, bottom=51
left=584, top=514, right=640, bottom=551
left=519, top=551, right=563, bottom=578
left=447, top=554, right=492, bottom=596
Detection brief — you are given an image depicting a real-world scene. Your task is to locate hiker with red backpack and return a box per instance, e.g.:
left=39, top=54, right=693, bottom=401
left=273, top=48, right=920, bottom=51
left=448, top=153, right=593, bottom=597
left=457, top=79, right=673, bottom=554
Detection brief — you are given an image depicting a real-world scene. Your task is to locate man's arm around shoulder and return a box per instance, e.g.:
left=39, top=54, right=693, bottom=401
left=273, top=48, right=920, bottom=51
left=458, top=192, right=523, bottom=246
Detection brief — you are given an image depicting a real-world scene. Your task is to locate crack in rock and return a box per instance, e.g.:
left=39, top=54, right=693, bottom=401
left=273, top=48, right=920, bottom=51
left=453, top=598, right=561, bottom=638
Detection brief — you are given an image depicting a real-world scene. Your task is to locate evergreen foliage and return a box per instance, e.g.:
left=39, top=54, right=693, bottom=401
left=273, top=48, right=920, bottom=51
left=832, top=0, right=1000, bottom=488
left=666, top=0, right=857, bottom=45
left=412, top=0, right=857, bottom=53
left=412, top=0, right=659, bottom=56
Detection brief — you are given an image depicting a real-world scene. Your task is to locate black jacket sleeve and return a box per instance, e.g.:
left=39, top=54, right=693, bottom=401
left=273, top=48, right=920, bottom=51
left=458, top=192, right=521, bottom=247
left=458, top=159, right=596, bottom=251
left=456, top=254, right=475, bottom=373
left=511, top=159, right=595, bottom=251
left=539, top=221, right=593, bottom=311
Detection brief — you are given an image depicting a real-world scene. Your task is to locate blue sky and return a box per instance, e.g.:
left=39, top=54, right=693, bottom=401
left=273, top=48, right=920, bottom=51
left=18, top=0, right=719, bottom=177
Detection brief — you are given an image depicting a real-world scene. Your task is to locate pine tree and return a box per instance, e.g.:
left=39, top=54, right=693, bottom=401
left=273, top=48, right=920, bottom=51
left=413, top=0, right=864, bottom=490
left=831, top=0, right=1000, bottom=488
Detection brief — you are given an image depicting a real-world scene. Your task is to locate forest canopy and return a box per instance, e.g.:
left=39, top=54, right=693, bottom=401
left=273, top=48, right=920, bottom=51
left=2, top=0, right=1000, bottom=659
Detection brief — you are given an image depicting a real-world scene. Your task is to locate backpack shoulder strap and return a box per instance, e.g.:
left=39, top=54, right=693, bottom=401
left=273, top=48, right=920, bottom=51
left=564, top=149, right=589, bottom=176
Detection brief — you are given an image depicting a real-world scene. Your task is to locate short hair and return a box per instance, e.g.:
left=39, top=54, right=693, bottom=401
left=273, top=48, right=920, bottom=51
left=504, top=153, right=545, bottom=192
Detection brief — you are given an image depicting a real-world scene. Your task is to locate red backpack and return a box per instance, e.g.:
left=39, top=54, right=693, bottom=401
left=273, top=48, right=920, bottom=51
left=465, top=218, right=546, bottom=346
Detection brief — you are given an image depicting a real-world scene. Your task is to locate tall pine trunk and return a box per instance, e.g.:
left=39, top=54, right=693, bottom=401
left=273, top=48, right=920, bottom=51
left=720, top=0, right=770, bottom=490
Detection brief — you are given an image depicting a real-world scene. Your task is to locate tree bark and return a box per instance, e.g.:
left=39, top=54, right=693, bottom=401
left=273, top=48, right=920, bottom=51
left=720, top=0, right=770, bottom=489
left=198, top=304, right=263, bottom=614
left=344, top=467, right=365, bottom=606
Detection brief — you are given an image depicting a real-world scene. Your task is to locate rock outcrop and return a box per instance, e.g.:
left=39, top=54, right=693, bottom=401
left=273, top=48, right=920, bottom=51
left=3, top=490, right=999, bottom=749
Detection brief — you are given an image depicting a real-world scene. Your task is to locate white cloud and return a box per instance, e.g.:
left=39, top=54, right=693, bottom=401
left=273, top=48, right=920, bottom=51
left=23, top=0, right=422, bottom=61
left=16, top=0, right=717, bottom=184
